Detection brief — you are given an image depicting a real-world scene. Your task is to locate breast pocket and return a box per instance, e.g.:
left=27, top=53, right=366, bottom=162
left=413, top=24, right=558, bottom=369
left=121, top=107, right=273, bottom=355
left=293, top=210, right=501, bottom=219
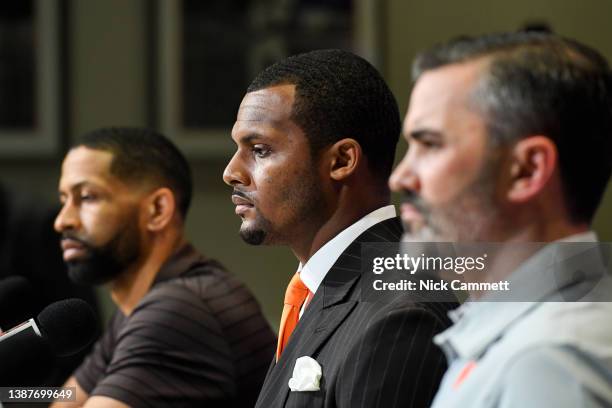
left=285, top=389, right=325, bottom=408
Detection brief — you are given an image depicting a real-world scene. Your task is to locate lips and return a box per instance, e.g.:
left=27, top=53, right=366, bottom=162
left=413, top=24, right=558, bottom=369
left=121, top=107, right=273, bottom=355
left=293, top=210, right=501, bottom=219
left=231, top=195, right=253, bottom=206
left=60, top=239, right=88, bottom=262
left=231, top=194, right=254, bottom=217
left=399, top=202, right=423, bottom=223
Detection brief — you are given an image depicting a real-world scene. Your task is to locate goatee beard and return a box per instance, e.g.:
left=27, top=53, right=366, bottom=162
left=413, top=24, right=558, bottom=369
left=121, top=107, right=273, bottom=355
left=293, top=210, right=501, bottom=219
left=239, top=227, right=267, bottom=246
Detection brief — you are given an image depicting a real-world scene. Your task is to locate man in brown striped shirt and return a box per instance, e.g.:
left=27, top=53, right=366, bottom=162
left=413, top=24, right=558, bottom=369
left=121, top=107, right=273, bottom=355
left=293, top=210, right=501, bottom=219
left=52, top=127, right=276, bottom=408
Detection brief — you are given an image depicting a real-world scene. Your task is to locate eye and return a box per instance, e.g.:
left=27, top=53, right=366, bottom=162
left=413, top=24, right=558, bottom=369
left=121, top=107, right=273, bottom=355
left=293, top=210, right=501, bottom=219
left=408, top=131, right=444, bottom=151
left=79, top=192, right=98, bottom=202
left=252, top=144, right=271, bottom=158
left=417, top=138, right=442, bottom=149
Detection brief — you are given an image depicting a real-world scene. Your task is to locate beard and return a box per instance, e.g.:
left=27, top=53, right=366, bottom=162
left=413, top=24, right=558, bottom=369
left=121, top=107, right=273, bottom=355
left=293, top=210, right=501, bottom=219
left=237, top=165, right=325, bottom=246
left=401, top=159, right=501, bottom=242
left=239, top=212, right=272, bottom=245
left=64, top=221, right=141, bottom=286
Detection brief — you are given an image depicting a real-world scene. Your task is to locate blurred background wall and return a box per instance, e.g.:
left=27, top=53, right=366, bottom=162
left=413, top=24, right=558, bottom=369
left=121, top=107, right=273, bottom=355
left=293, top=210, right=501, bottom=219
left=0, top=0, right=610, bottom=326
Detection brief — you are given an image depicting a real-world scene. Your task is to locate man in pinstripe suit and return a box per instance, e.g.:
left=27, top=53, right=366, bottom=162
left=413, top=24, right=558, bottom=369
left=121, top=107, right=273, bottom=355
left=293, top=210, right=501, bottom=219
left=223, top=49, right=454, bottom=408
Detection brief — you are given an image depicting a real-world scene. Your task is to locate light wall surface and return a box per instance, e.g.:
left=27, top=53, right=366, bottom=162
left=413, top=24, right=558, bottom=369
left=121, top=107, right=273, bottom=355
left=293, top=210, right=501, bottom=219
left=0, top=0, right=610, bottom=326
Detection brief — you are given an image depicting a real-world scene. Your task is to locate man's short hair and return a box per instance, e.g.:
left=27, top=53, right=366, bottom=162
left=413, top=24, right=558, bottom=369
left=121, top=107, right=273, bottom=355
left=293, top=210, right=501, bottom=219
left=413, top=32, right=612, bottom=223
left=76, top=127, right=193, bottom=218
left=247, top=49, right=401, bottom=181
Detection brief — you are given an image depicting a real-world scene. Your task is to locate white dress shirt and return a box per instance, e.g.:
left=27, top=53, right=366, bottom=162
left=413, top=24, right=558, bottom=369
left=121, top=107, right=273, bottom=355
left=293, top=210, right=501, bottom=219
left=297, top=205, right=396, bottom=317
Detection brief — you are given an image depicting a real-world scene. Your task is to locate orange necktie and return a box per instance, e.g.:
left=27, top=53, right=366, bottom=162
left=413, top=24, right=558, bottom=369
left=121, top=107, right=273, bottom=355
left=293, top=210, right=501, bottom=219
left=276, top=272, right=311, bottom=360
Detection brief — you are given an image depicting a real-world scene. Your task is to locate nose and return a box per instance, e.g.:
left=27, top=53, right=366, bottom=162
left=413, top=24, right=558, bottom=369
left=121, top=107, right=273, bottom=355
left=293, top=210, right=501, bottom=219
left=388, top=150, right=420, bottom=193
left=223, top=152, right=250, bottom=187
left=54, top=200, right=80, bottom=233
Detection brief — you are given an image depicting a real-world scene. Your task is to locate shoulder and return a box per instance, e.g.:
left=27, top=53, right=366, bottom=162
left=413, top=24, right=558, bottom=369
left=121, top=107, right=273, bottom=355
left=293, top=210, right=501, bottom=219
left=106, top=279, right=236, bottom=372
left=124, top=259, right=272, bottom=346
left=144, top=257, right=247, bottom=307
left=352, top=297, right=454, bottom=339
left=506, top=302, right=612, bottom=352
left=360, top=216, right=403, bottom=242
left=150, top=259, right=264, bottom=316
left=120, top=272, right=231, bottom=343
left=487, top=303, right=612, bottom=405
left=499, top=345, right=612, bottom=406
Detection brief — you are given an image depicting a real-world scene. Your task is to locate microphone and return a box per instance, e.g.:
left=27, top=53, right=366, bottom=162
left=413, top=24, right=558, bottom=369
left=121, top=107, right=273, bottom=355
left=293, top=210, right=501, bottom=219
left=0, top=298, right=98, bottom=385
left=0, top=276, right=35, bottom=332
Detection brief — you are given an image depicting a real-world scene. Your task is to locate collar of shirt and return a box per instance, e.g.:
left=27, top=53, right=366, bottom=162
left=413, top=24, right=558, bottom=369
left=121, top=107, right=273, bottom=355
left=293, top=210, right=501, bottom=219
left=434, top=230, right=599, bottom=362
left=154, top=242, right=207, bottom=285
left=298, top=205, right=397, bottom=295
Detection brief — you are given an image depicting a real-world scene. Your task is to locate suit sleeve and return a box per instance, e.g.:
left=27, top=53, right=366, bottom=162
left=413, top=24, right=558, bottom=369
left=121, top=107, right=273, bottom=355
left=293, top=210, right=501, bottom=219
left=335, top=304, right=448, bottom=408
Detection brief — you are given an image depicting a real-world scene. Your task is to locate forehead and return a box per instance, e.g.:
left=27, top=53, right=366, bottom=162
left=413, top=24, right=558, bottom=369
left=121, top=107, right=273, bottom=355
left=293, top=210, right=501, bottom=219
left=59, top=146, right=116, bottom=189
left=233, top=84, right=297, bottom=136
left=404, top=60, right=487, bottom=134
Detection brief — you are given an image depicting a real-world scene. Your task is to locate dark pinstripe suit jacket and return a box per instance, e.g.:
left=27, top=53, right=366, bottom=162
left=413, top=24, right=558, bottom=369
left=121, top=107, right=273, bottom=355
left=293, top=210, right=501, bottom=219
left=255, top=217, right=455, bottom=408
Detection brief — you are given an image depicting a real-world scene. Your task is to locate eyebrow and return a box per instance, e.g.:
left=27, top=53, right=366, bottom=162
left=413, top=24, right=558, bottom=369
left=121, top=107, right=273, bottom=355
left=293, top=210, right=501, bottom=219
left=236, top=133, right=270, bottom=145
left=408, top=129, right=444, bottom=141
left=235, top=118, right=285, bottom=133
left=59, top=180, right=99, bottom=194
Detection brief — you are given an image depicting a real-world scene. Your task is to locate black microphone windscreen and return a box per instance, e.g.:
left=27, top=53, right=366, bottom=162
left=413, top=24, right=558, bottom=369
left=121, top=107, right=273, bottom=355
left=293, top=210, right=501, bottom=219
left=0, top=276, right=35, bottom=329
left=37, top=298, right=98, bottom=357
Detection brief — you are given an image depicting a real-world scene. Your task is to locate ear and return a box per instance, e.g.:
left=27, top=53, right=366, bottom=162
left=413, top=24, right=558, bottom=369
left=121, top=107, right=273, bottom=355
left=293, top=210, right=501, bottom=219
left=327, top=138, right=361, bottom=181
left=507, top=136, right=558, bottom=203
left=144, top=188, right=176, bottom=232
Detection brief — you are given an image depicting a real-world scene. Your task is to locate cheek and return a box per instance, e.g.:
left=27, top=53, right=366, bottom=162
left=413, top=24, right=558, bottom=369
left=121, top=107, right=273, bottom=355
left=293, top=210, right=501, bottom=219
left=253, top=160, right=302, bottom=202
left=418, top=151, right=483, bottom=204
left=250, top=165, right=286, bottom=213
left=81, top=207, right=122, bottom=244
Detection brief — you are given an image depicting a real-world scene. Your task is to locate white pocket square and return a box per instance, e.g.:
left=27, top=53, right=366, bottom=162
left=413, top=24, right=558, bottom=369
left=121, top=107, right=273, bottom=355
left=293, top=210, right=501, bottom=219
left=288, top=356, right=322, bottom=392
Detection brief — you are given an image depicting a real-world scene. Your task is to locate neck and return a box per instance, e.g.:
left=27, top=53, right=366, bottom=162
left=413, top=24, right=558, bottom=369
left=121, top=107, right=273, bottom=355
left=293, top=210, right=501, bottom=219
left=491, top=192, right=591, bottom=242
left=110, top=232, right=184, bottom=316
left=497, top=216, right=590, bottom=243
left=466, top=217, right=590, bottom=299
left=291, top=185, right=389, bottom=264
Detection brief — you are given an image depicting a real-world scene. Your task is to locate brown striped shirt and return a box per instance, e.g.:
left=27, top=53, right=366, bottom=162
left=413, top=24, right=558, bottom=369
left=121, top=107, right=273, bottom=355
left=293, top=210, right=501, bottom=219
left=75, top=244, right=276, bottom=408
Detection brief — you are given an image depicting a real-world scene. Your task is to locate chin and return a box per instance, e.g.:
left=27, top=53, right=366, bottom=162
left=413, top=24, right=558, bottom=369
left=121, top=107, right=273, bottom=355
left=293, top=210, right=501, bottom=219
left=239, top=213, right=276, bottom=246
left=66, top=252, right=125, bottom=286
left=239, top=226, right=267, bottom=246
left=401, top=224, right=439, bottom=242
left=67, top=263, right=119, bottom=286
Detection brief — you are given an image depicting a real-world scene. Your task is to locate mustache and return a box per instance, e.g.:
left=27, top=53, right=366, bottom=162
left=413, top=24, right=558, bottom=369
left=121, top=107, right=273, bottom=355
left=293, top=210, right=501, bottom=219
left=401, top=191, right=428, bottom=215
left=232, top=188, right=255, bottom=203
left=61, top=233, right=92, bottom=248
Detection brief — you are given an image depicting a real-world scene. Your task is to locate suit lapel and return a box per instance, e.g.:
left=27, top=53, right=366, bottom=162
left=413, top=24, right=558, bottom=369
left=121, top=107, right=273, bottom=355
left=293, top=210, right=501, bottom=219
left=294, top=216, right=403, bottom=356
left=261, top=271, right=360, bottom=406
left=257, top=217, right=403, bottom=406
left=284, top=274, right=360, bottom=357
